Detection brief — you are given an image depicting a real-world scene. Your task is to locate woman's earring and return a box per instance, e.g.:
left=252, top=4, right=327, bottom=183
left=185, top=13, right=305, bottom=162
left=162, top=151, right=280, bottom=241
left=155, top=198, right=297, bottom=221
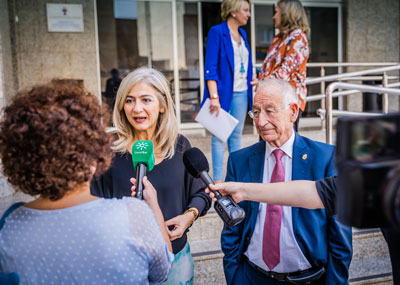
left=160, top=108, right=164, bottom=113
left=233, top=14, right=236, bottom=18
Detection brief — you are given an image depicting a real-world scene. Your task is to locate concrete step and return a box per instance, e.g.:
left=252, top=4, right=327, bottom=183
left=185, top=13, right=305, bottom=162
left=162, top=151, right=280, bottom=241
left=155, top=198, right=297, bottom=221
left=189, top=213, right=393, bottom=284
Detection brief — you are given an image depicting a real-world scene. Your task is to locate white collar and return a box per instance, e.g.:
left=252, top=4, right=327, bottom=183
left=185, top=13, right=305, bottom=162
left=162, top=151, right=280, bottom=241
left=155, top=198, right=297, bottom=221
left=265, top=130, right=295, bottom=159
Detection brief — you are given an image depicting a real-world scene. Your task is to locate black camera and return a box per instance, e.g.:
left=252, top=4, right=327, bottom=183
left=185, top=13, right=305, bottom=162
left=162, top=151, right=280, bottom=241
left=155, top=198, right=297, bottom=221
left=336, top=112, right=400, bottom=228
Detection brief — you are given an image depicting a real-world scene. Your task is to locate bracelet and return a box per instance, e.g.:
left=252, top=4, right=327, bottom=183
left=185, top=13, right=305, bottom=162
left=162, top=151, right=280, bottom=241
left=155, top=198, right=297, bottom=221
left=184, top=208, right=198, bottom=227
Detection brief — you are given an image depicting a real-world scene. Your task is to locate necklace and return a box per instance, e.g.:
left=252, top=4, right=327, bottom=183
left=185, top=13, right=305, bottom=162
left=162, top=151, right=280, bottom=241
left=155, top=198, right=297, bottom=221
left=238, top=39, right=246, bottom=74
left=230, top=30, right=246, bottom=76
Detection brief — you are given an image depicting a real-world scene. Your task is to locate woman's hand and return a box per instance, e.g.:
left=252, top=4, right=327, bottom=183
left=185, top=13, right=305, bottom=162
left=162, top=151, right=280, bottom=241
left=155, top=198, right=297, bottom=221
left=250, top=78, right=260, bottom=92
left=165, top=209, right=197, bottom=241
left=130, top=176, right=158, bottom=208
left=205, top=182, right=247, bottom=203
left=209, top=98, right=221, bottom=116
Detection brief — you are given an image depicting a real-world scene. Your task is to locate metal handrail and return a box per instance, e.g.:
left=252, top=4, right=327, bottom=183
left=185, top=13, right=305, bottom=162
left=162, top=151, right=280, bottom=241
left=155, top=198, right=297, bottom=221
left=316, top=109, right=382, bottom=119
left=306, top=75, right=398, bottom=82
left=253, top=62, right=399, bottom=69
left=325, top=82, right=400, bottom=144
left=306, top=62, right=398, bottom=68
left=306, top=82, right=400, bottom=102
left=305, top=64, right=400, bottom=85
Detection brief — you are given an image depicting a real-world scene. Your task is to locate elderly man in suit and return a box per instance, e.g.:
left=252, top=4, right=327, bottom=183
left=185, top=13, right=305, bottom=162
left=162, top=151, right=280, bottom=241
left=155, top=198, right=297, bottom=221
left=221, top=78, right=352, bottom=284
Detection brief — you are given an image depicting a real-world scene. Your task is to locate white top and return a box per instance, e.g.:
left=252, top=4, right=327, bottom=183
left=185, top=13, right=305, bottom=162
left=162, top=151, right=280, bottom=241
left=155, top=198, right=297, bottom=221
left=231, top=36, right=249, bottom=92
left=0, top=197, right=174, bottom=284
left=244, top=131, right=312, bottom=273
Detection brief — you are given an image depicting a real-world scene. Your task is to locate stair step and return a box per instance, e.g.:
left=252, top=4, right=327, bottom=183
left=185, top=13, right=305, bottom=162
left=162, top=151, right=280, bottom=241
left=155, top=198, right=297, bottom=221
left=190, top=227, right=393, bottom=284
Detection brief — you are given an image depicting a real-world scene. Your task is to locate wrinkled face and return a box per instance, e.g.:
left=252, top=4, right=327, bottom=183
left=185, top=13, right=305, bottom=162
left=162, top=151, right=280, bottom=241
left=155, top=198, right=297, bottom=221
left=273, top=5, right=281, bottom=29
left=234, top=1, right=251, bottom=26
left=123, top=82, right=163, bottom=135
left=253, top=84, right=297, bottom=147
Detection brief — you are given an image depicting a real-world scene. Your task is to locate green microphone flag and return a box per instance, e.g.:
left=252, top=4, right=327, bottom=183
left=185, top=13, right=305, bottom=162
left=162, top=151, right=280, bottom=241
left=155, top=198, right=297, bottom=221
left=132, top=140, right=155, bottom=172
left=132, top=140, right=155, bottom=199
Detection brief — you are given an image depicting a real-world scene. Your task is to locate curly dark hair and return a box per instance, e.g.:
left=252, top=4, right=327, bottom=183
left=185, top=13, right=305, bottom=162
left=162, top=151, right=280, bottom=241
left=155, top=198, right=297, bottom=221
left=0, top=83, right=113, bottom=200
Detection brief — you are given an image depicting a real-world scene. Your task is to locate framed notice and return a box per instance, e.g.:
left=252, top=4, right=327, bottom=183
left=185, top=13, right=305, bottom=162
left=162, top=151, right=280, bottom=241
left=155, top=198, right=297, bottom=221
left=47, top=3, right=84, bottom=32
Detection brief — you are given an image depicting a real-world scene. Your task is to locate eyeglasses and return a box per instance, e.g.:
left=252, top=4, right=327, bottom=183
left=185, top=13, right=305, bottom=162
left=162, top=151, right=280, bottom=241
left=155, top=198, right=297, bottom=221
left=248, top=105, right=288, bottom=119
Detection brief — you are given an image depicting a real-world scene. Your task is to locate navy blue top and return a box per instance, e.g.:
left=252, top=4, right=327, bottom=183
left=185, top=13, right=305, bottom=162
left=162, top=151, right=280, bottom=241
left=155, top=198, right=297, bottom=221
left=91, top=135, right=211, bottom=254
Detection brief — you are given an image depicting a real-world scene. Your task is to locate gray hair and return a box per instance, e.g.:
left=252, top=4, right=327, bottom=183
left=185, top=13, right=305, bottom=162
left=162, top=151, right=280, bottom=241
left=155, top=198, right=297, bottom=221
left=112, top=66, right=178, bottom=159
left=257, top=78, right=298, bottom=107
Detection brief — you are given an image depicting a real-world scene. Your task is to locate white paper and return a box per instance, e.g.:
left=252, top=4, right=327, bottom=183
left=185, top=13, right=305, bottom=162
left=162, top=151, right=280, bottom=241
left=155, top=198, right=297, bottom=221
left=195, top=99, right=239, bottom=143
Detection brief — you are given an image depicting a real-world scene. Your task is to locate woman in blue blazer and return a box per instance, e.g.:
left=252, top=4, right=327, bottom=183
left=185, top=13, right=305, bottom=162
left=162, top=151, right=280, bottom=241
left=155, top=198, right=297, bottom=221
left=203, top=0, right=253, bottom=182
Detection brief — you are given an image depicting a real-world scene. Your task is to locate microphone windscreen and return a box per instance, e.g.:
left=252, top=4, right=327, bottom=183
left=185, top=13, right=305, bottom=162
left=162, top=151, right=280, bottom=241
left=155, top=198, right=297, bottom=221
left=183, top=147, right=209, bottom=178
left=132, top=140, right=155, bottom=171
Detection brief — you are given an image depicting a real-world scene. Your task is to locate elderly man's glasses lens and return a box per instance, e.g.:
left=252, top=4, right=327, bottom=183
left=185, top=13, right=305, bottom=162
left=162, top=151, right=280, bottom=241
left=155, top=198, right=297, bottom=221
left=248, top=106, right=288, bottom=119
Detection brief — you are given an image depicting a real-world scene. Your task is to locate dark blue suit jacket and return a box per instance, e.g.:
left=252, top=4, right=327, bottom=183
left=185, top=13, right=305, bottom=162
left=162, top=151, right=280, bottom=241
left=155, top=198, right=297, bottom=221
left=221, top=133, right=353, bottom=285
left=202, top=21, right=253, bottom=112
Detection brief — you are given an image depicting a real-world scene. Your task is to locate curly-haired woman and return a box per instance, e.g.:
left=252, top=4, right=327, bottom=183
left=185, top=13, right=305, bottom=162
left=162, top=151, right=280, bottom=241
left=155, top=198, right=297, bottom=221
left=0, top=83, right=173, bottom=284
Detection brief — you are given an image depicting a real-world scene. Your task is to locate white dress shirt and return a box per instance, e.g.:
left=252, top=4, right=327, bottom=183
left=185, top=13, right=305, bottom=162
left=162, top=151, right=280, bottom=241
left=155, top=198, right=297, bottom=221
left=244, top=131, right=311, bottom=273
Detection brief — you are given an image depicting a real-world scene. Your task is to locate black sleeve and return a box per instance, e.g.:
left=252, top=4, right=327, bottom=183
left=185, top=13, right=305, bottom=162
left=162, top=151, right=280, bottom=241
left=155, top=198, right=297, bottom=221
left=179, top=136, right=212, bottom=217
left=105, top=79, right=113, bottom=98
left=90, top=160, right=115, bottom=198
left=315, top=175, right=338, bottom=217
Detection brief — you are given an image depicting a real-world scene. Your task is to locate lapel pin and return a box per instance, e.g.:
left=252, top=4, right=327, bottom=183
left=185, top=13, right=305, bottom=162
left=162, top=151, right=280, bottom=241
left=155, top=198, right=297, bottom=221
left=302, top=154, right=308, bottom=160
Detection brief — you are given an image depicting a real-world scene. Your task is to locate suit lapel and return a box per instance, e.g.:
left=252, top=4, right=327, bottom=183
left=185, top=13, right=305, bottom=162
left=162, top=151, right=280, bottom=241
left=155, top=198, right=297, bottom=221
left=249, top=141, right=265, bottom=183
left=222, top=21, right=234, bottom=73
left=248, top=142, right=265, bottom=215
left=291, top=133, right=310, bottom=224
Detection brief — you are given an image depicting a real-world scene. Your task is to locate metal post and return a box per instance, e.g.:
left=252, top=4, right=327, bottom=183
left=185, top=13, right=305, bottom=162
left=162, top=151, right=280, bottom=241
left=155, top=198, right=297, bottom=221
left=382, top=72, right=388, bottom=113
left=93, top=0, right=102, bottom=103
left=145, top=2, right=152, bottom=67
left=320, top=67, right=325, bottom=130
left=250, top=2, right=257, bottom=135
left=325, top=84, right=334, bottom=145
left=172, top=0, right=181, bottom=126
left=197, top=2, right=204, bottom=102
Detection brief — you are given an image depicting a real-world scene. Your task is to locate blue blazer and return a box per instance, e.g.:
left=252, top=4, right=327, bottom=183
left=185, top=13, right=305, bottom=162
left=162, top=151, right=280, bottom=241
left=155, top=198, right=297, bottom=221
left=221, top=133, right=353, bottom=285
left=202, top=21, right=253, bottom=112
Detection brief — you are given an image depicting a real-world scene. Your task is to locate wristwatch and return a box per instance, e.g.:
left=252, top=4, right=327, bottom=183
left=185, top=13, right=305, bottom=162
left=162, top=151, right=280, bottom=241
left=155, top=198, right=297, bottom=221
left=210, top=93, right=219, bottom=99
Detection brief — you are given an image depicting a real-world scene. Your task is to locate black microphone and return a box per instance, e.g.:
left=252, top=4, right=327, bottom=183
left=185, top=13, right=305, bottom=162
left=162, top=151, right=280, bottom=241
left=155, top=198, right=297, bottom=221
left=183, top=147, right=245, bottom=227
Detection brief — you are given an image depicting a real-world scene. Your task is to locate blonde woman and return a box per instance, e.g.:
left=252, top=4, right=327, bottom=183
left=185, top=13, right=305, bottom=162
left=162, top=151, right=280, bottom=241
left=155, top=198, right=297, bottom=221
left=91, top=67, right=211, bottom=284
left=252, top=0, right=310, bottom=131
left=203, top=0, right=253, bottom=182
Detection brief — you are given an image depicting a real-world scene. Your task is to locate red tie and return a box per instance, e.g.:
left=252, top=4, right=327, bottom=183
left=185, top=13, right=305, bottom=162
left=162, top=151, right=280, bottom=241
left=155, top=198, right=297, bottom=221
left=262, top=149, right=285, bottom=270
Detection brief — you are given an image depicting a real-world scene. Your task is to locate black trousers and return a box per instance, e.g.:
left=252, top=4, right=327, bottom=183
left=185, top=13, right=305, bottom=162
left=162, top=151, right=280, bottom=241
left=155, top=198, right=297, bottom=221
left=381, top=228, right=400, bottom=284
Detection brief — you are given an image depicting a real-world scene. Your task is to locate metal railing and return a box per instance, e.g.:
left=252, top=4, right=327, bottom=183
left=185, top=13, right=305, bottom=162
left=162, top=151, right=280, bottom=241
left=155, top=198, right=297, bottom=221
left=254, top=62, right=400, bottom=109
left=324, top=82, right=400, bottom=144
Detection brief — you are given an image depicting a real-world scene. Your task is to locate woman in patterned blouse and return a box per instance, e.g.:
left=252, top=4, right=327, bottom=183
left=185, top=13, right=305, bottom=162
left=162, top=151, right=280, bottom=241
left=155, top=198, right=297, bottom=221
left=252, top=0, right=310, bottom=130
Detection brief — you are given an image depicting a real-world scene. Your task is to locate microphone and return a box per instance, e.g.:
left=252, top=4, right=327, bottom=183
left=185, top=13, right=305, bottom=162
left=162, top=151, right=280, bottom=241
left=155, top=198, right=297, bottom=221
left=183, top=147, right=245, bottom=227
left=132, top=140, right=155, bottom=199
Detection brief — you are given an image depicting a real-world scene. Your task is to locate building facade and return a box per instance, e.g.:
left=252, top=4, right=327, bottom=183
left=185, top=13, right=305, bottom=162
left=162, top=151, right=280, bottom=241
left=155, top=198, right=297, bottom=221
left=0, top=0, right=399, bottom=126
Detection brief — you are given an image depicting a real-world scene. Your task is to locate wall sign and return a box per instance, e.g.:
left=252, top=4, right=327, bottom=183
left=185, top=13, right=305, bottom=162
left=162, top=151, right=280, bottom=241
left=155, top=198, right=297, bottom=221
left=47, top=3, right=84, bottom=32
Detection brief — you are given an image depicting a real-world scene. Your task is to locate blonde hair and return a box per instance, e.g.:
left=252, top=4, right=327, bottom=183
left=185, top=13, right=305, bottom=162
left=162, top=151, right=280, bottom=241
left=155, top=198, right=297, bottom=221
left=221, top=0, right=250, bottom=21
left=277, top=0, right=310, bottom=38
left=112, top=67, right=179, bottom=159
